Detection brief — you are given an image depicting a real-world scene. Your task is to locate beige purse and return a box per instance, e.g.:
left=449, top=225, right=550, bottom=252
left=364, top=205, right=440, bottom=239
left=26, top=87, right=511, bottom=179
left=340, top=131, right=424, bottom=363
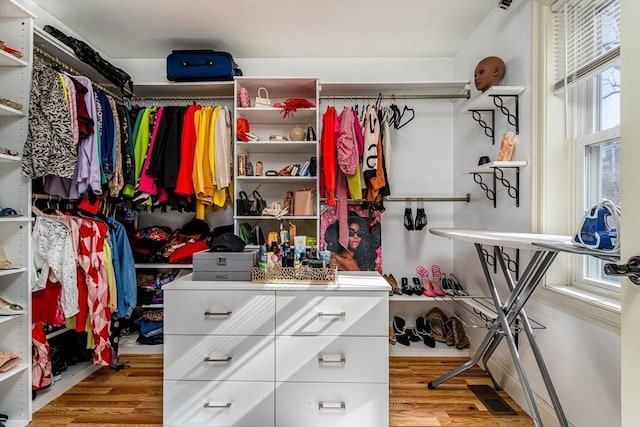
left=293, top=188, right=314, bottom=216
left=255, top=87, right=271, bottom=108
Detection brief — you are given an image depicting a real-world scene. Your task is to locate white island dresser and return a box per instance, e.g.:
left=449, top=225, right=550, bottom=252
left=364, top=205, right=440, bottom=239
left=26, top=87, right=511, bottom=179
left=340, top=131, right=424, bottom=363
left=163, top=271, right=390, bottom=427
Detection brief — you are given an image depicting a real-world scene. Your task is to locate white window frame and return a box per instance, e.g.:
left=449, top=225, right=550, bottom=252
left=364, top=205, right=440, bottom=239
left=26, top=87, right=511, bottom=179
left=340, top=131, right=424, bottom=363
left=531, top=2, right=621, bottom=331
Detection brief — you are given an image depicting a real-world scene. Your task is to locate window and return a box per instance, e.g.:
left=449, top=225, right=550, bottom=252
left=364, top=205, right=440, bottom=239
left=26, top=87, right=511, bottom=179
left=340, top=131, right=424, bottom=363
left=552, top=0, right=621, bottom=295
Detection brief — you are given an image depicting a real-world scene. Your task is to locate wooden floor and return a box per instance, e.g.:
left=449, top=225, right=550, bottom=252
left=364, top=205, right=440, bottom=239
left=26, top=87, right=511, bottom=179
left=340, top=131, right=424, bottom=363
left=30, top=354, right=533, bottom=426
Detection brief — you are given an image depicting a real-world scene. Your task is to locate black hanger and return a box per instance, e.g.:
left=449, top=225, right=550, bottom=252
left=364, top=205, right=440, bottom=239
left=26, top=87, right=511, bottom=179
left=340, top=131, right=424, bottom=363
left=396, top=105, right=415, bottom=129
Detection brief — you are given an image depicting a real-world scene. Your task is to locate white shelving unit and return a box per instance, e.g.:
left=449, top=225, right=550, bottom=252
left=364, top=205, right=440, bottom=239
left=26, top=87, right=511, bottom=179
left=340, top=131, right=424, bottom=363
left=233, top=77, right=320, bottom=241
left=0, top=1, right=35, bottom=424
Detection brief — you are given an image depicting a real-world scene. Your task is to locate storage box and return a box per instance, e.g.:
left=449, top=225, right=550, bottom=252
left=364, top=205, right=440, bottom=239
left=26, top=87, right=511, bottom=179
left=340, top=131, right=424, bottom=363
left=192, top=249, right=258, bottom=281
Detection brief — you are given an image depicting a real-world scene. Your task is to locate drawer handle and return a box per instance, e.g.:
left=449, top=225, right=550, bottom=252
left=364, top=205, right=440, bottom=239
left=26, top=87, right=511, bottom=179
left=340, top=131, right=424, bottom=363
left=204, top=311, right=232, bottom=317
left=318, top=402, right=346, bottom=410
left=204, top=402, right=232, bottom=409
left=204, top=356, right=233, bottom=363
left=317, top=311, right=345, bottom=318
left=318, top=356, right=346, bottom=365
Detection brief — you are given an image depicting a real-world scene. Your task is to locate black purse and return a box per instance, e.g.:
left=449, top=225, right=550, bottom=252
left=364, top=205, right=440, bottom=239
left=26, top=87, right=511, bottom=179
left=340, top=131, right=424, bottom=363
left=236, top=191, right=250, bottom=216
left=250, top=190, right=267, bottom=216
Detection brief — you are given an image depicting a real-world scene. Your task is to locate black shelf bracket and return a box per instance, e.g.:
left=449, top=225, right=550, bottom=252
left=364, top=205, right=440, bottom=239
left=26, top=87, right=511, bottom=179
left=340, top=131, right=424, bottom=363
left=480, top=246, right=520, bottom=279
left=472, top=166, right=521, bottom=208
left=472, top=172, right=496, bottom=206
left=490, top=94, right=520, bottom=135
left=469, top=109, right=496, bottom=144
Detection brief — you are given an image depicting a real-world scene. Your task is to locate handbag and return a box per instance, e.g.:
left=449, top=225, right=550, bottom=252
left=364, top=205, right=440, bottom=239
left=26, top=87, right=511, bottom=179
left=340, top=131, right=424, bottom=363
left=293, top=188, right=314, bottom=216
left=255, top=87, right=271, bottom=108
left=573, top=198, right=621, bottom=251
left=238, top=223, right=265, bottom=245
left=236, top=191, right=251, bottom=216
left=250, top=190, right=267, bottom=216
left=239, top=86, right=251, bottom=107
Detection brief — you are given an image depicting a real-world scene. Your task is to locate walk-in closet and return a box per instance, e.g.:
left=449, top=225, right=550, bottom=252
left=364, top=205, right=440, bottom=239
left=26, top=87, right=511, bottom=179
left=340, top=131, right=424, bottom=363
left=0, top=0, right=636, bottom=426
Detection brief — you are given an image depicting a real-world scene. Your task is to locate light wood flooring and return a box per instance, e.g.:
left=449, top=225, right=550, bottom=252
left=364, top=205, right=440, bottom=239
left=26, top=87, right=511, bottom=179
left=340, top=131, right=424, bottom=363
left=29, top=354, right=533, bottom=426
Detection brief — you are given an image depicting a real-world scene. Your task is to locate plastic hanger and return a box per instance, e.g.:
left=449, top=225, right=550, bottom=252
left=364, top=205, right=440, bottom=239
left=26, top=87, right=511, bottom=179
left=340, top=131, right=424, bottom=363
left=396, top=105, right=415, bottom=129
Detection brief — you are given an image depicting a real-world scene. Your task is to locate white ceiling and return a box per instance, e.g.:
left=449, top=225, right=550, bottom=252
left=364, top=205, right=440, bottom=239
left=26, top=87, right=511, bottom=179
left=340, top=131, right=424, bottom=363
left=26, top=0, right=498, bottom=59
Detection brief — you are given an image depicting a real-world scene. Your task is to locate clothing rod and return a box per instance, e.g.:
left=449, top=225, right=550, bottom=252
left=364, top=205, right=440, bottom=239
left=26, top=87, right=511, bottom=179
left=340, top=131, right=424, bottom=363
left=32, top=193, right=63, bottom=201
left=385, top=195, right=470, bottom=202
left=320, top=194, right=470, bottom=204
left=33, top=46, right=125, bottom=102
left=319, top=93, right=470, bottom=100
left=129, top=95, right=234, bottom=101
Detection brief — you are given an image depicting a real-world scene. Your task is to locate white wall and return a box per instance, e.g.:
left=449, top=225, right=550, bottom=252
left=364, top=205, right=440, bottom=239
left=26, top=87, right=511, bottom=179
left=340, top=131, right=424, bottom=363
left=452, top=2, right=620, bottom=427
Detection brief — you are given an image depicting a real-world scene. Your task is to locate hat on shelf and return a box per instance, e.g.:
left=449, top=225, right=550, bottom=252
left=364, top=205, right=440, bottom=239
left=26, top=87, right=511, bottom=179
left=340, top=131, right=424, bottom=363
left=208, top=232, right=246, bottom=252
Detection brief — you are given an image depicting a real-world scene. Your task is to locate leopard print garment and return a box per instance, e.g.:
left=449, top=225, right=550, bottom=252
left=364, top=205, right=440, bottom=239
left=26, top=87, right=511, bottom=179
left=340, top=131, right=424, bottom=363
left=22, top=60, right=77, bottom=179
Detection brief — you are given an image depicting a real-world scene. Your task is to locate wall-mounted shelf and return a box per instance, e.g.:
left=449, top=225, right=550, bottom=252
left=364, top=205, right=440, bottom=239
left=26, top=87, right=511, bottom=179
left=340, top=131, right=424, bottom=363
left=236, top=141, right=317, bottom=153
left=320, top=81, right=470, bottom=99
left=463, top=86, right=525, bottom=144
left=467, top=161, right=527, bottom=208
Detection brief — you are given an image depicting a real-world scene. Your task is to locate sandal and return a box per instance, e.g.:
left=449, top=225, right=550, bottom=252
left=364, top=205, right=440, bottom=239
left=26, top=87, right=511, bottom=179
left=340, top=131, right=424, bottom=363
left=416, top=266, right=437, bottom=297
left=450, top=273, right=467, bottom=296
left=430, top=265, right=448, bottom=296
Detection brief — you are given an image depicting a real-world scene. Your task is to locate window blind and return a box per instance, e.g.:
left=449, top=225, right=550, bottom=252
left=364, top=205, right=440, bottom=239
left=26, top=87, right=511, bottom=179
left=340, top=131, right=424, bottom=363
left=553, top=0, right=620, bottom=91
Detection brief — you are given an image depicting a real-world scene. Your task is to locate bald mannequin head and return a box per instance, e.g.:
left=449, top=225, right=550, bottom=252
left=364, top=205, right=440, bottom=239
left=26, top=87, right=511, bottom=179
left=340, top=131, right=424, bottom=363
left=474, top=56, right=506, bottom=92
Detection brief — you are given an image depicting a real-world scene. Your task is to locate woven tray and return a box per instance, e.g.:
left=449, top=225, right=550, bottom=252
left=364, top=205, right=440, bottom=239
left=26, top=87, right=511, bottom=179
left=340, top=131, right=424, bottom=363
left=251, top=261, right=337, bottom=285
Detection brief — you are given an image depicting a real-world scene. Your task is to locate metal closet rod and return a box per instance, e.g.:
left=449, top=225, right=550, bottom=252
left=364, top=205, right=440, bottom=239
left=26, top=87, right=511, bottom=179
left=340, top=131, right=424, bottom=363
left=32, top=193, right=63, bottom=201
left=319, top=93, right=470, bottom=100
left=33, top=46, right=125, bottom=102
left=321, top=194, right=470, bottom=204
left=129, top=95, right=234, bottom=102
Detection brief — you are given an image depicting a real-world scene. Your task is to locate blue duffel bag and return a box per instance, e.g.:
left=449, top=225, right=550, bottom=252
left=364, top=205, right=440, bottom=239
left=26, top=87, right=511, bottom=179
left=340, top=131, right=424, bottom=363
left=166, top=49, right=243, bottom=82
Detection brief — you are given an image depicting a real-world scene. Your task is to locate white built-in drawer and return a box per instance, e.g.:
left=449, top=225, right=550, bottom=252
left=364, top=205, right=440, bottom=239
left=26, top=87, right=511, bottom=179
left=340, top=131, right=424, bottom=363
left=275, top=336, right=387, bottom=383
left=165, top=290, right=275, bottom=335
left=275, top=290, right=387, bottom=336
left=165, top=335, right=274, bottom=381
left=164, top=380, right=274, bottom=427
left=275, top=382, right=388, bottom=427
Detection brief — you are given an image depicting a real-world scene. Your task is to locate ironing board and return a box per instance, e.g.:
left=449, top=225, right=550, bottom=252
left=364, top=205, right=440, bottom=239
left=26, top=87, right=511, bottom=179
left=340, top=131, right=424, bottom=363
left=427, top=228, right=596, bottom=427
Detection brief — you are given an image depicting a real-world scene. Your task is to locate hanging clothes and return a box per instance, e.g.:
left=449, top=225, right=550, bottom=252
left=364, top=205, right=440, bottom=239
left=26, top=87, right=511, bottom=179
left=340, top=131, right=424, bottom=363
left=22, top=60, right=76, bottom=179
left=320, top=106, right=337, bottom=207
left=175, top=104, right=202, bottom=196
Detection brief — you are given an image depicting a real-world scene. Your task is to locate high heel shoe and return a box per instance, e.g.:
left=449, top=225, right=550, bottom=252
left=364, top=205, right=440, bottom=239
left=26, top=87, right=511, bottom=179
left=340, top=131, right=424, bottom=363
left=388, top=274, right=402, bottom=296
left=415, top=316, right=436, bottom=348
left=392, top=316, right=411, bottom=346
left=430, top=265, right=448, bottom=296
left=414, top=202, right=428, bottom=231
left=450, top=273, right=467, bottom=296
left=404, top=206, right=414, bottom=231
left=416, top=266, right=437, bottom=297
